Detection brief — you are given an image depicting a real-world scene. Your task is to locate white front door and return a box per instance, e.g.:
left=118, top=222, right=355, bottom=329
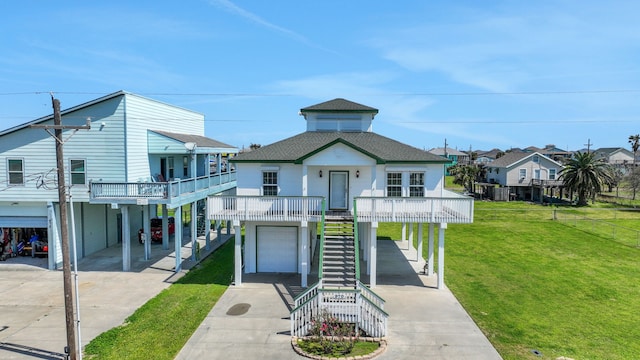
left=329, top=171, right=349, bottom=210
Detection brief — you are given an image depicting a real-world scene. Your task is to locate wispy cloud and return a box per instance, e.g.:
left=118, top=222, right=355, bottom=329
left=207, top=0, right=339, bottom=54
left=368, top=1, right=640, bottom=93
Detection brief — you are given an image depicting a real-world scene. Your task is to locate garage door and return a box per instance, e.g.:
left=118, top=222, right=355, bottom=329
left=257, top=226, right=297, bottom=273
left=0, top=216, right=48, bottom=228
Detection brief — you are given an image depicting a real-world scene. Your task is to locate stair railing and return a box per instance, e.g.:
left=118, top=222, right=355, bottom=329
left=353, top=199, right=360, bottom=281
left=318, top=198, right=326, bottom=281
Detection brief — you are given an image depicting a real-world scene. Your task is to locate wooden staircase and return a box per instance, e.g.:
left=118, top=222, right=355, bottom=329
left=321, top=215, right=357, bottom=288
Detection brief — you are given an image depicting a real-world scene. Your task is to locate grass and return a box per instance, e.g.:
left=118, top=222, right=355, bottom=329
left=296, top=339, right=380, bottom=358
left=443, top=201, right=640, bottom=360
left=84, top=240, right=234, bottom=360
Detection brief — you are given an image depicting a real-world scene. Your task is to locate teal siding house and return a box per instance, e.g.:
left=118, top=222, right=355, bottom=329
left=0, top=91, right=237, bottom=271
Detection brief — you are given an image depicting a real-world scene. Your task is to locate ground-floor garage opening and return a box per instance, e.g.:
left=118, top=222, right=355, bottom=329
left=256, top=226, right=298, bottom=272
left=1, top=217, right=49, bottom=266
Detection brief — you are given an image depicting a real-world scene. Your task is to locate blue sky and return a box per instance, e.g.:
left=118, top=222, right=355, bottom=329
left=1, top=0, right=639, bottom=152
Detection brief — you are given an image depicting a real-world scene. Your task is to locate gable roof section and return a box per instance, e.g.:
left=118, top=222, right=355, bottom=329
left=0, top=90, right=205, bottom=137
left=594, top=147, right=633, bottom=156
left=150, top=130, right=236, bottom=150
left=490, top=151, right=562, bottom=168
left=232, top=131, right=448, bottom=164
left=300, top=98, right=378, bottom=114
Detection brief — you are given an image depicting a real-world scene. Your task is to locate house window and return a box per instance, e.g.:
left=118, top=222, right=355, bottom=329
left=183, top=156, right=189, bottom=177
left=519, top=168, right=526, bottom=179
left=386, top=172, right=402, bottom=197
left=534, top=169, right=541, bottom=180
left=262, top=171, right=278, bottom=196
left=533, top=155, right=540, bottom=163
left=549, top=168, right=557, bottom=180
left=70, top=159, right=86, bottom=185
left=409, top=172, right=425, bottom=197
left=7, top=158, right=24, bottom=185
left=168, top=157, right=175, bottom=179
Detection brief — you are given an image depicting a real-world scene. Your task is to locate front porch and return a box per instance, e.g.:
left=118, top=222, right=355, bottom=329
left=207, top=191, right=473, bottom=291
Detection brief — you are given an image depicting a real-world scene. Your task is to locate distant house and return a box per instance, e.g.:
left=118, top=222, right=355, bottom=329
left=0, top=91, right=238, bottom=271
left=474, top=148, right=503, bottom=165
left=525, top=144, right=572, bottom=162
left=482, top=151, right=564, bottom=201
left=593, top=147, right=635, bottom=167
left=429, top=147, right=470, bottom=175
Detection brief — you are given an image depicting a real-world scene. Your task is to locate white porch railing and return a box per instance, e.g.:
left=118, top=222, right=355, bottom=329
left=290, top=281, right=388, bottom=338
left=207, top=196, right=324, bottom=222
left=355, top=190, right=474, bottom=224
left=90, top=172, right=236, bottom=201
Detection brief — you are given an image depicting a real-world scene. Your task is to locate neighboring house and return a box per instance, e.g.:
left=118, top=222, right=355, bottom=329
left=593, top=147, right=635, bottom=167
left=429, top=147, right=470, bottom=175
left=483, top=151, right=564, bottom=201
left=525, top=144, right=572, bottom=162
left=474, top=148, right=503, bottom=165
left=0, top=91, right=237, bottom=271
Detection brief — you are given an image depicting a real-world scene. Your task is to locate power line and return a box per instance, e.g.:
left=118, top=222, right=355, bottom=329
left=1, top=89, right=640, bottom=97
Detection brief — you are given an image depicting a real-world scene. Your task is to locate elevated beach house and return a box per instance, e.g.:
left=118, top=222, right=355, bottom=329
left=0, top=91, right=237, bottom=271
left=206, top=98, right=474, bottom=337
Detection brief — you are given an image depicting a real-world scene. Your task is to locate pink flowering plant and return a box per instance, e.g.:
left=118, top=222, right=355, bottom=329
left=304, top=309, right=358, bottom=356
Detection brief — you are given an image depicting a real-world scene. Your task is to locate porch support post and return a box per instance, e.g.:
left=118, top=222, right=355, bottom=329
left=409, top=222, right=414, bottom=250
left=174, top=206, right=183, bottom=272
left=190, top=202, right=197, bottom=261
left=205, top=200, right=211, bottom=250
left=370, top=222, right=378, bottom=288
left=302, top=165, right=308, bottom=196
left=401, top=223, right=406, bottom=242
left=300, top=221, right=308, bottom=287
left=121, top=205, right=131, bottom=272
left=234, top=220, right=242, bottom=286
left=162, top=205, right=169, bottom=250
left=428, top=223, right=435, bottom=276
left=437, top=223, right=447, bottom=289
left=417, top=223, right=423, bottom=263
left=143, top=205, right=150, bottom=261
left=227, top=220, right=231, bottom=235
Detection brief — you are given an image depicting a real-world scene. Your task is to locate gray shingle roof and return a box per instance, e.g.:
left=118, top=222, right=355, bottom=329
left=488, top=151, right=530, bottom=167
left=300, top=98, right=378, bottom=113
left=151, top=130, right=236, bottom=149
left=232, top=131, right=448, bottom=164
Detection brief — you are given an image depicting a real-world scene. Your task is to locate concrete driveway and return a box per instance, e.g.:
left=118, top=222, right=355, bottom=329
left=175, top=240, right=503, bottom=360
left=0, top=232, right=229, bottom=360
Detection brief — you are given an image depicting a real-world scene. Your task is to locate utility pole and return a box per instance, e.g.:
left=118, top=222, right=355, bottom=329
left=31, top=95, right=90, bottom=360
left=584, top=139, right=593, bottom=153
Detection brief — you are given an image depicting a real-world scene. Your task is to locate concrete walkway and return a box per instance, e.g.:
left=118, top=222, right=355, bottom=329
left=175, top=240, right=503, bottom=360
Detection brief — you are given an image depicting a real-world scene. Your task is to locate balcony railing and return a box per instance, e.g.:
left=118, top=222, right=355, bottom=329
left=355, top=190, right=474, bottom=224
left=207, top=196, right=324, bottom=222
left=90, top=171, right=236, bottom=202
left=207, top=190, right=473, bottom=224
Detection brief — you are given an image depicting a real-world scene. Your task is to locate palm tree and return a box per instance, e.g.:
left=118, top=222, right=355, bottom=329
left=449, top=164, right=475, bottom=193
left=629, top=134, right=640, bottom=166
left=559, top=151, right=612, bottom=206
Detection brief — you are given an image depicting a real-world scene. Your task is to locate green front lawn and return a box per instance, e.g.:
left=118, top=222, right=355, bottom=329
left=84, top=241, right=234, bottom=360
